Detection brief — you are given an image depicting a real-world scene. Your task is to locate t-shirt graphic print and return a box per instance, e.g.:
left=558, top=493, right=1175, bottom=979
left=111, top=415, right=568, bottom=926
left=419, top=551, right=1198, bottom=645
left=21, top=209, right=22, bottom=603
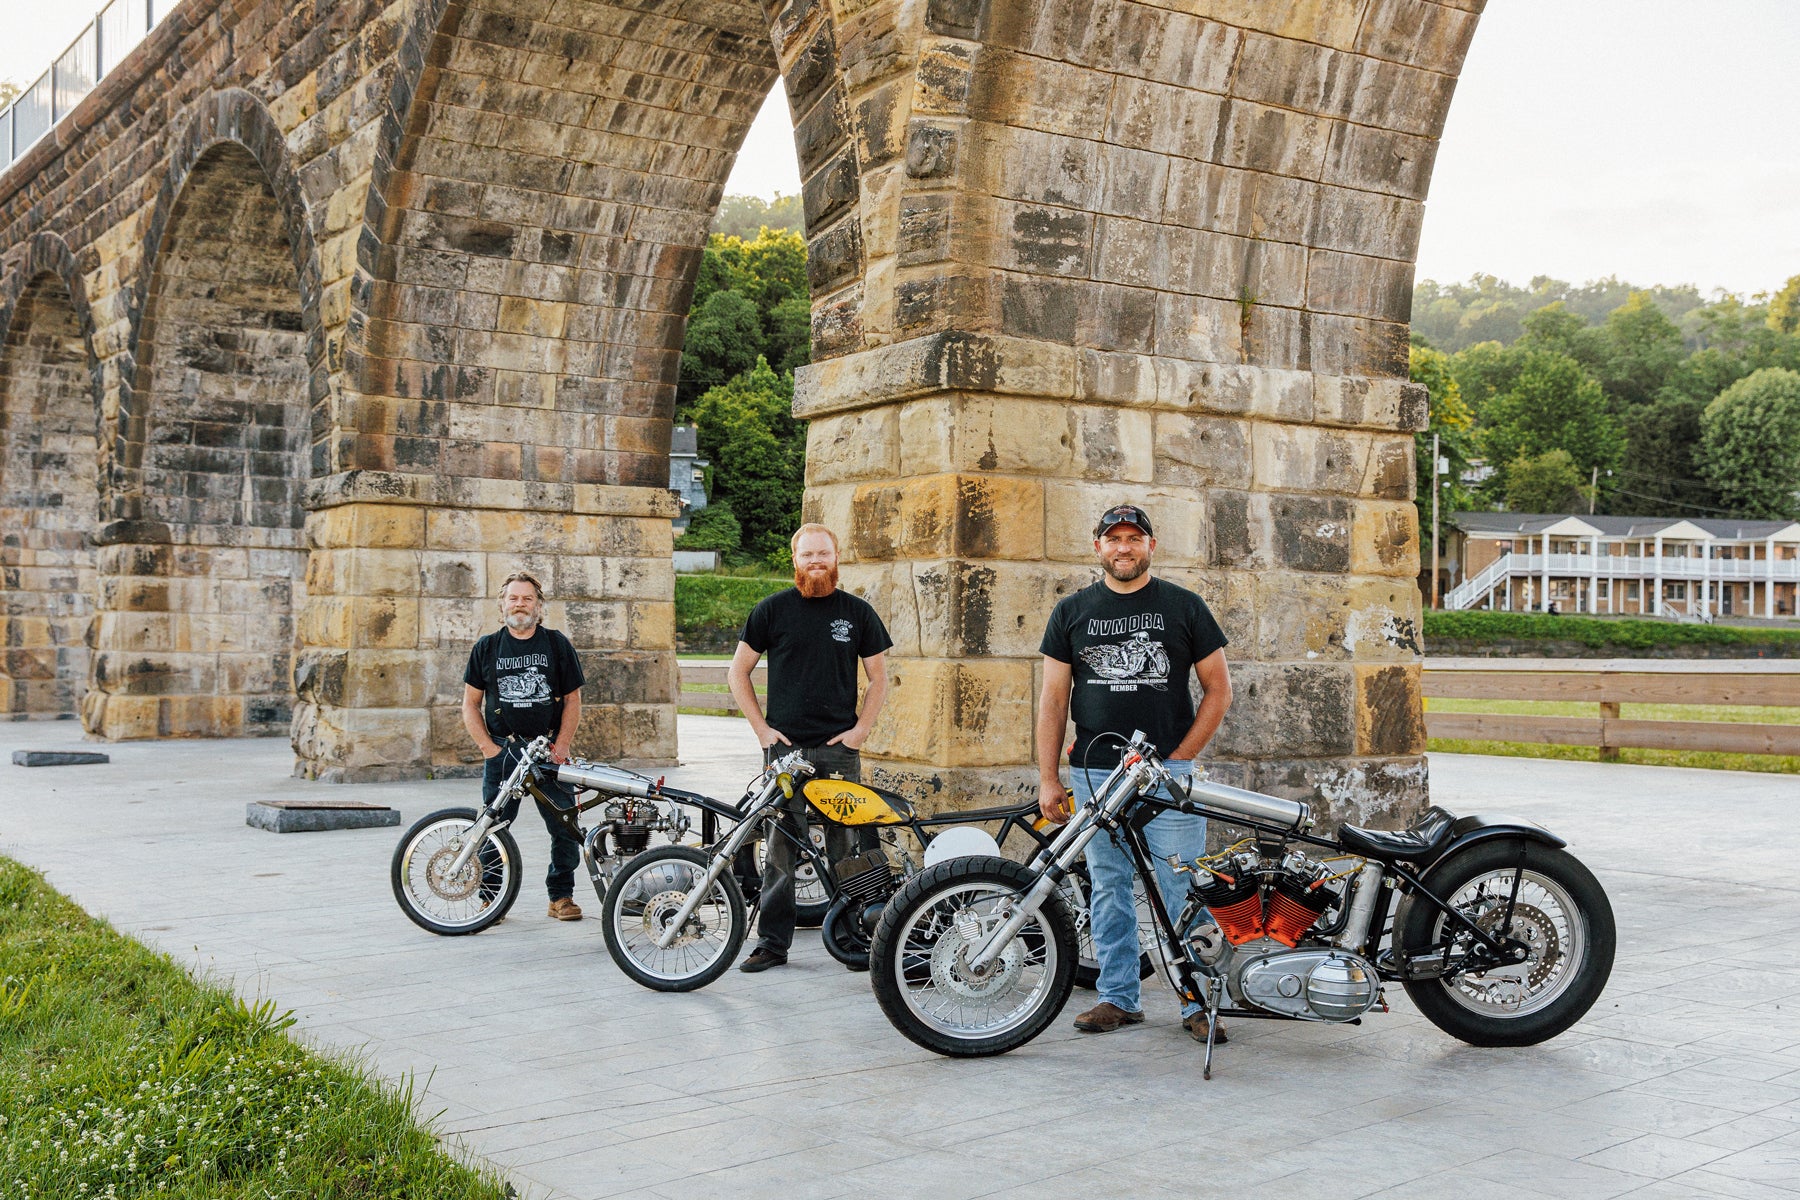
left=464, top=625, right=586, bottom=741
left=495, top=651, right=552, bottom=706
left=1076, top=622, right=1172, bottom=692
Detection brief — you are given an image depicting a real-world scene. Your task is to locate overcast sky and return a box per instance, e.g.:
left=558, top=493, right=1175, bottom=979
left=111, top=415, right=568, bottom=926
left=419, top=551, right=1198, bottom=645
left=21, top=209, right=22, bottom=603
left=5, top=0, right=1795, bottom=297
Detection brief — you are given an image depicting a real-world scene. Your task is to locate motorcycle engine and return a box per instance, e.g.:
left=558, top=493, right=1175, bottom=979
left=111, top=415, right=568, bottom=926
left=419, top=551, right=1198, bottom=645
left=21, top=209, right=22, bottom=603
left=1186, top=848, right=1380, bottom=1023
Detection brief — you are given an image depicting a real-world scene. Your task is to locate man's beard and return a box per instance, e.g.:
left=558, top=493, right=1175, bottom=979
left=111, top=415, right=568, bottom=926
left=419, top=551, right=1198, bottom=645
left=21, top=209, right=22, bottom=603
left=505, top=610, right=539, bottom=632
left=794, top=564, right=838, bottom=598
left=1102, top=555, right=1149, bottom=584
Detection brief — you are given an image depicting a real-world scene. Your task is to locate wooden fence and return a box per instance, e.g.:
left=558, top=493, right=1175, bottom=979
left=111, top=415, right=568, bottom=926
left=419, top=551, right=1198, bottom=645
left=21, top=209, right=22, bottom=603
left=1423, top=658, right=1800, bottom=758
left=677, top=661, right=765, bottom=714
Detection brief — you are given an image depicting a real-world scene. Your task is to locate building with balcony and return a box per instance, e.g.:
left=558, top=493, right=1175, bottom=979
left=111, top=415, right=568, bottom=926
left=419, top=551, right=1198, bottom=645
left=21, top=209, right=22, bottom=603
left=667, top=424, right=709, bottom=533
left=1441, top=512, right=1800, bottom=619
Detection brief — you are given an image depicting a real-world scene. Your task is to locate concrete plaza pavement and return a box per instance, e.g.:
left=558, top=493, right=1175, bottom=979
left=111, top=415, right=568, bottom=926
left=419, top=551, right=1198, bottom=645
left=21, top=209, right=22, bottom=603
left=4, top=716, right=1800, bottom=1199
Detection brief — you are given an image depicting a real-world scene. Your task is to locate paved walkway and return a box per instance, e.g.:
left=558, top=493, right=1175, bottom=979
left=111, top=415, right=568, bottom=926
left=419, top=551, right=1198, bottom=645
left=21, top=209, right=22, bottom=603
left=4, top=718, right=1799, bottom=1199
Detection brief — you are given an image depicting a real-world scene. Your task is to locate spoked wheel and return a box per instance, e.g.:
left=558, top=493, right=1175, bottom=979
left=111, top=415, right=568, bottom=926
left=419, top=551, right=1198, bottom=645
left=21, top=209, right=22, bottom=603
left=602, top=845, right=746, bottom=992
left=1396, top=840, right=1615, bottom=1046
left=1064, top=864, right=1156, bottom=990
left=390, top=807, right=521, bottom=935
left=869, top=856, right=1077, bottom=1057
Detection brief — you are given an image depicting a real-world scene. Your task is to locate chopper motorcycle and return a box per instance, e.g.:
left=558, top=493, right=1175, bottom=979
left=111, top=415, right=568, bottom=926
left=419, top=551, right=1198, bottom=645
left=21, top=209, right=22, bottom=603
left=600, top=750, right=1116, bottom=991
left=868, top=731, right=1615, bottom=1078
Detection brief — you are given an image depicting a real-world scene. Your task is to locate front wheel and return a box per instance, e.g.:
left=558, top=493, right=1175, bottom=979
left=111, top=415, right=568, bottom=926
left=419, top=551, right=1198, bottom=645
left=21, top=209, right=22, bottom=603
left=869, top=856, right=1077, bottom=1058
left=602, top=845, right=746, bottom=992
left=1396, top=840, right=1614, bottom=1046
left=390, top=807, right=522, bottom=935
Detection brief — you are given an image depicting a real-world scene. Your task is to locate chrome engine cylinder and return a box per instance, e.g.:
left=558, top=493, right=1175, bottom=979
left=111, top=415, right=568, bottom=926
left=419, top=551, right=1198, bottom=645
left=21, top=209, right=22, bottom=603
left=557, top=760, right=657, bottom=799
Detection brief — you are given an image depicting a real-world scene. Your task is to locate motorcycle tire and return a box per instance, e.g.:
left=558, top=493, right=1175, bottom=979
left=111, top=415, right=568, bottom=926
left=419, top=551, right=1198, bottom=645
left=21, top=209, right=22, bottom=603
left=1395, top=839, right=1615, bottom=1047
left=1065, top=863, right=1156, bottom=990
left=602, top=844, right=747, bottom=992
left=390, top=807, right=522, bottom=936
left=820, top=895, right=872, bottom=971
left=869, top=856, right=1077, bottom=1058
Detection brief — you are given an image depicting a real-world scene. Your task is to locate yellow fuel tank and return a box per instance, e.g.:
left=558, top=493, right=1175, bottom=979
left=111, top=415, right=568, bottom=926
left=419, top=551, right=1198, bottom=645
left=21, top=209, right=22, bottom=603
left=801, top=779, right=916, bottom=826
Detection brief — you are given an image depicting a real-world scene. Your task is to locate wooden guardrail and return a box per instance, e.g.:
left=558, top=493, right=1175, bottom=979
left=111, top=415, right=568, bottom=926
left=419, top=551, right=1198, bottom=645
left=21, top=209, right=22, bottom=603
left=1423, top=658, right=1800, bottom=759
left=677, top=661, right=766, bottom=714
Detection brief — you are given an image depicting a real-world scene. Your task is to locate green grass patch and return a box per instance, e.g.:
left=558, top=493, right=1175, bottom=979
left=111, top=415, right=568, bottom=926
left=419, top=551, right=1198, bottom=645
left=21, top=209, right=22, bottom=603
left=1428, top=738, right=1799, bottom=774
left=0, top=858, right=506, bottom=1200
left=1423, top=610, right=1800, bottom=653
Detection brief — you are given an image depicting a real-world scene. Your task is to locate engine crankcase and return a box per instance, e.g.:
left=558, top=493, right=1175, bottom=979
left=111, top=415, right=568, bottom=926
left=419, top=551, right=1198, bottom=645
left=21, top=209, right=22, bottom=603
left=1231, top=947, right=1380, bottom=1022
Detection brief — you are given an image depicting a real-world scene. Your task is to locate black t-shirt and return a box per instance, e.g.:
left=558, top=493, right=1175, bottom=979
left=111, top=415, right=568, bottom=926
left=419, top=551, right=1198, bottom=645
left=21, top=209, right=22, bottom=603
left=463, top=626, right=586, bottom=741
left=741, top=587, right=893, bottom=747
left=1039, top=577, right=1228, bottom=770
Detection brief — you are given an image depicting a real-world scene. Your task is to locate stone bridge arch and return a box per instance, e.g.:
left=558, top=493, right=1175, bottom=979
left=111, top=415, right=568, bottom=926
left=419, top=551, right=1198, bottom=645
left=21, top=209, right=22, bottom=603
left=86, top=88, right=325, bottom=742
left=0, top=232, right=102, bottom=719
left=0, top=0, right=1483, bottom=816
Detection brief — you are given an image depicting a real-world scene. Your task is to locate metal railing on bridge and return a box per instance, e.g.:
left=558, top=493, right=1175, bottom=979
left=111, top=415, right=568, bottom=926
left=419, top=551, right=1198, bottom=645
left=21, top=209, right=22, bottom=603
left=1, top=2, right=168, bottom=172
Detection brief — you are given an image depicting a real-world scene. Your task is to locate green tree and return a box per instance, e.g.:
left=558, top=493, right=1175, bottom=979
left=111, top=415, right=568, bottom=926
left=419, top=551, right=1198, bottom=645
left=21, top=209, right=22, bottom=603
left=1410, top=344, right=1477, bottom=535
left=1589, top=291, right=1685, bottom=409
left=678, top=501, right=742, bottom=554
left=1517, top=302, right=1596, bottom=363
left=1617, top=393, right=1720, bottom=517
left=1505, top=449, right=1586, bottom=514
left=679, top=228, right=811, bottom=407
left=679, top=289, right=763, bottom=402
left=1697, top=368, right=1800, bottom=519
left=688, top=359, right=806, bottom=558
left=1479, top=350, right=1624, bottom=506
left=1770, top=274, right=1800, bottom=336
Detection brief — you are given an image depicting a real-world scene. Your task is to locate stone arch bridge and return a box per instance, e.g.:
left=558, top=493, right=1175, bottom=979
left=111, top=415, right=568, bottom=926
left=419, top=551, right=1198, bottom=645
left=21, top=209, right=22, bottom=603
left=0, top=0, right=1475, bottom=822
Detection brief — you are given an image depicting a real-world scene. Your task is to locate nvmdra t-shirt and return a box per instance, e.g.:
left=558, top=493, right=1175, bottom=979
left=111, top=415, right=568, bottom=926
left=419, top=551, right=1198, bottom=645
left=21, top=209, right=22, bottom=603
left=1040, top=577, right=1228, bottom=771
left=463, top=626, right=586, bottom=741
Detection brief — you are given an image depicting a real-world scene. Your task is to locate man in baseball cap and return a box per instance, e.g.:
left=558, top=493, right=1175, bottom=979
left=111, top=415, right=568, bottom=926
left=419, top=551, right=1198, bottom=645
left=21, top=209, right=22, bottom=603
left=1037, top=502, right=1235, bottom=1045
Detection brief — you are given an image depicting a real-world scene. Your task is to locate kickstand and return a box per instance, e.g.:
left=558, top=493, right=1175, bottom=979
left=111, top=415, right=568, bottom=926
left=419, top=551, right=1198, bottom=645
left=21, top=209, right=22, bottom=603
left=1202, top=979, right=1223, bottom=1082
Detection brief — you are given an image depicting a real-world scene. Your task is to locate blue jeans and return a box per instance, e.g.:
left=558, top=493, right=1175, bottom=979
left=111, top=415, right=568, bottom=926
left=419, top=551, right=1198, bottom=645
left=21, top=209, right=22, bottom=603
left=1073, top=760, right=1205, bottom=1018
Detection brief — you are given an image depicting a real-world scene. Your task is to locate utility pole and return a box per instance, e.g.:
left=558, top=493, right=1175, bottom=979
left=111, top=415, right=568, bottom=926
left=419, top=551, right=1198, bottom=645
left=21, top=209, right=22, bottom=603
left=1431, top=432, right=1442, bottom=610
left=1589, top=464, right=1599, bottom=514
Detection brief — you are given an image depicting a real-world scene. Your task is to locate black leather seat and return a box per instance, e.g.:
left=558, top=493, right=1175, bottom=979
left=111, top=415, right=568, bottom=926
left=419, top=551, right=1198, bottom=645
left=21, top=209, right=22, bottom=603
left=1338, top=806, right=1457, bottom=863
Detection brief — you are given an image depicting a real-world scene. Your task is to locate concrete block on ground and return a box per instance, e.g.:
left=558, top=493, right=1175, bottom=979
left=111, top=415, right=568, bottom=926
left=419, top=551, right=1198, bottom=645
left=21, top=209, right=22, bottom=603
left=12, top=749, right=112, bottom=767
left=246, top=800, right=401, bottom=833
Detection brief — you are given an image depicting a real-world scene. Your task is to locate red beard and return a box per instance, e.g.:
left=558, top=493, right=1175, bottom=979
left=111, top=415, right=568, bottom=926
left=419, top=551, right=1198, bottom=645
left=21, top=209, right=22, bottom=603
left=795, top=564, right=839, bottom=598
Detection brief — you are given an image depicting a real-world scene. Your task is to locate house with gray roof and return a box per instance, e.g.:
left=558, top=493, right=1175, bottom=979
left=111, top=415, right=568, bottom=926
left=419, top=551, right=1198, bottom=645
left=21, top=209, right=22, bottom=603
left=1442, top=512, right=1800, bottom=619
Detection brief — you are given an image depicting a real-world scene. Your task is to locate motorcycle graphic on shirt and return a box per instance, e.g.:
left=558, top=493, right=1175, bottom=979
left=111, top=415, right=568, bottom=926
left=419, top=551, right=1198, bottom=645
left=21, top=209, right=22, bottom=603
left=1078, top=631, right=1170, bottom=691
left=497, top=665, right=551, bottom=706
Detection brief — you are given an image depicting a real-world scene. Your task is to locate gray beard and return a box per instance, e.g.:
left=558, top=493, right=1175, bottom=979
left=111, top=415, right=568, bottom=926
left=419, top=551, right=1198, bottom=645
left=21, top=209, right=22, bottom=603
left=505, top=612, right=538, bottom=632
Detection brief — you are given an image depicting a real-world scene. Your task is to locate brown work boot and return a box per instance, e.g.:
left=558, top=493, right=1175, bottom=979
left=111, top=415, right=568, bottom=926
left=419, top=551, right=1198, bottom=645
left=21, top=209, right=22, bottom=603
left=1183, top=1012, right=1228, bottom=1044
left=1073, top=1002, right=1145, bottom=1033
left=547, top=897, right=583, bottom=921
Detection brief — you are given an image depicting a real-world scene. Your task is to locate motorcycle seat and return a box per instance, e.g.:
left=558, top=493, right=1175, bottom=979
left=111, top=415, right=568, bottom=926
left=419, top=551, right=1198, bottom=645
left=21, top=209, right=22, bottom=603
left=1338, top=806, right=1457, bottom=863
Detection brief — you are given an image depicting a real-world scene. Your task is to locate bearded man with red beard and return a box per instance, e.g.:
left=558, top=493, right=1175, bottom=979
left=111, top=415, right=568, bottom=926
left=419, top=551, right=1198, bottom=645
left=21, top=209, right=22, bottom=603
left=727, top=523, right=893, bottom=972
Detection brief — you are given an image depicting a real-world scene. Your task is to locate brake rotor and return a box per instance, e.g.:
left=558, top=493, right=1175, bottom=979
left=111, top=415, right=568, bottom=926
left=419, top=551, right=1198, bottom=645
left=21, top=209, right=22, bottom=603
left=426, top=844, right=480, bottom=901
left=641, top=889, right=705, bottom=947
left=1464, top=901, right=1563, bottom=1003
left=930, top=915, right=1026, bottom=1000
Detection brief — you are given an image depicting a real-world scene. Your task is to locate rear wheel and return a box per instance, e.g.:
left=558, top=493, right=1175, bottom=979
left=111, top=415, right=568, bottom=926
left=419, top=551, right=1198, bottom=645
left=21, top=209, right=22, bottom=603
left=1397, top=840, right=1614, bottom=1046
left=602, top=845, right=746, bottom=992
left=869, top=857, right=1076, bottom=1058
left=390, top=807, right=521, bottom=935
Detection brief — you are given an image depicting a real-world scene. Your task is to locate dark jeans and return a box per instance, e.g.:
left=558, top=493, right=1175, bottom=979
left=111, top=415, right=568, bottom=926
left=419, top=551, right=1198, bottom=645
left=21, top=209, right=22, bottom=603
left=482, top=740, right=583, bottom=902
left=754, top=742, right=870, bottom=955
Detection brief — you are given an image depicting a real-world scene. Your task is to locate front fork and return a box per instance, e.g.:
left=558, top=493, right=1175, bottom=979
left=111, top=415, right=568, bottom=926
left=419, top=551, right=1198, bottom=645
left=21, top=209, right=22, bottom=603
left=651, top=784, right=784, bottom=949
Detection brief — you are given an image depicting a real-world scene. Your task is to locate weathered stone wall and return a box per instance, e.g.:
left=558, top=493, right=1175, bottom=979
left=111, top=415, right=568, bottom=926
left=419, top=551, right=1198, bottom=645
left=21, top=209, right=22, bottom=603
left=0, top=0, right=1483, bottom=809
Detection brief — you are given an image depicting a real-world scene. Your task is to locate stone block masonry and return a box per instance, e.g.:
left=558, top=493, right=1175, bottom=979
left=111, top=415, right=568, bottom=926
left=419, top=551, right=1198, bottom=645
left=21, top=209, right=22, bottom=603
left=0, top=0, right=1483, bottom=816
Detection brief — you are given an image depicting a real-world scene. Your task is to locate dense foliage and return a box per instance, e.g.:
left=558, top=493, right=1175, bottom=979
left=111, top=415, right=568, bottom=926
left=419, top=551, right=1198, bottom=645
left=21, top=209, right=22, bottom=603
left=674, top=574, right=791, bottom=649
left=1412, top=272, right=1800, bottom=521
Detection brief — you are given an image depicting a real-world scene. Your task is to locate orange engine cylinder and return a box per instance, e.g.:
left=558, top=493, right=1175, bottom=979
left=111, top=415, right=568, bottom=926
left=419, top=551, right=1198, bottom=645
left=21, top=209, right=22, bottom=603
left=1193, top=874, right=1266, bottom=945
left=1263, top=878, right=1330, bottom=947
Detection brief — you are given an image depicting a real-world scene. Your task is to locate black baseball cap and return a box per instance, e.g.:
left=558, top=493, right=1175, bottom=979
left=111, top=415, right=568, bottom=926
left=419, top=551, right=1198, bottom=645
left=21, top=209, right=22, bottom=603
left=1093, top=504, right=1153, bottom=538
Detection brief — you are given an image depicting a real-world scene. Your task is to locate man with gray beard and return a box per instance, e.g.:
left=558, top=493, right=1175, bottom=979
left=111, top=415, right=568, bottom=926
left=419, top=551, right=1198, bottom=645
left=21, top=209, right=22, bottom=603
left=462, top=569, right=588, bottom=921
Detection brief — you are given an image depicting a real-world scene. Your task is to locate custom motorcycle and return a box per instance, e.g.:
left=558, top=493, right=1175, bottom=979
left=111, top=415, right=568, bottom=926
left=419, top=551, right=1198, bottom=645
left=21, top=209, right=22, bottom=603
left=391, top=737, right=700, bottom=935
left=868, top=731, right=1615, bottom=1078
left=600, top=751, right=1108, bottom=991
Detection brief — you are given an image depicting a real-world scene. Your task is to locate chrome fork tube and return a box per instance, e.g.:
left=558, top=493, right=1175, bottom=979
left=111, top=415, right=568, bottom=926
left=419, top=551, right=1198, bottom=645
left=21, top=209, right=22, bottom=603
left=968, top=760, right=1150, bottom=972
left=652, top=782, right=780, bottom=949
left=445, top=742, right=539, bottom=878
